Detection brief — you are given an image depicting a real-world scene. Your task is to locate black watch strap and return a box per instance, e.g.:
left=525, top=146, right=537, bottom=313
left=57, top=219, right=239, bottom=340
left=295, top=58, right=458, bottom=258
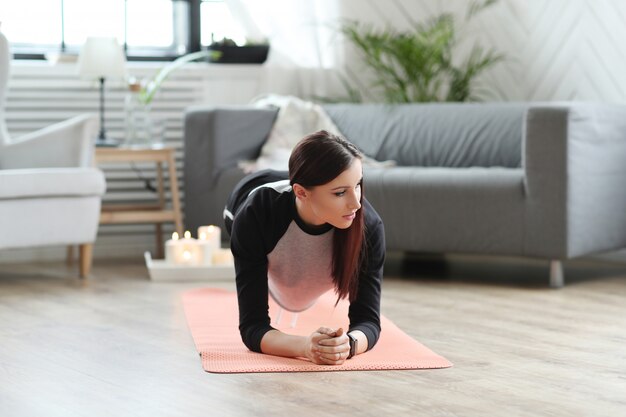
left=347, top=333, right=358, bottom=359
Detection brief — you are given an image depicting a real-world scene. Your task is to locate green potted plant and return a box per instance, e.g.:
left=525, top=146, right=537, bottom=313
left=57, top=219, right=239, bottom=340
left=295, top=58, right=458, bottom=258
left=338, top=0, right=503, bottom=103
left=207, top=37, right=270, bottom=64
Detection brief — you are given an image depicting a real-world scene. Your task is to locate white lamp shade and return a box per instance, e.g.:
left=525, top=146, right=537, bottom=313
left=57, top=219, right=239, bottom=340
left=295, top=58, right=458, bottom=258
left=77, top=37, right=126, bottom=79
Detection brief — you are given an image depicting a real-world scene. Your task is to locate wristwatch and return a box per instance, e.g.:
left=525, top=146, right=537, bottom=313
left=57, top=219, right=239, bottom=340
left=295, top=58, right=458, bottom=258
left=347, top=333, right=358, bottom=359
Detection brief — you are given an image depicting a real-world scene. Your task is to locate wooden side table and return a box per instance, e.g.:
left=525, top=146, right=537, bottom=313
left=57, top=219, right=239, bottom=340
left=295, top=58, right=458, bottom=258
left=95, top=146, right=184, bottom=258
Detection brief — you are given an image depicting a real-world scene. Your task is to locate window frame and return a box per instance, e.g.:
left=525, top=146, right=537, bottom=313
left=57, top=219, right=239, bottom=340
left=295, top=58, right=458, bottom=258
left=11, top=0, right=203, bottom=62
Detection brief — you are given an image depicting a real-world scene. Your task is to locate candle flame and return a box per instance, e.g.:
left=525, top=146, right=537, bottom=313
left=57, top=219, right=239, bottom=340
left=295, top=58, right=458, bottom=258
left=208, top=225, right=215, bottom=232
left=172, top=232, right=179, bottom=240
left=184, top=230, right=191, bottom=239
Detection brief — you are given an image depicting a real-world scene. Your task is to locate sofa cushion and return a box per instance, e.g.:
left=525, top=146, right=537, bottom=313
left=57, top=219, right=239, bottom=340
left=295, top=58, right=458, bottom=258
left=323, top=103, right=528, bottom=168
left=362, top=166, right=526, bottom=254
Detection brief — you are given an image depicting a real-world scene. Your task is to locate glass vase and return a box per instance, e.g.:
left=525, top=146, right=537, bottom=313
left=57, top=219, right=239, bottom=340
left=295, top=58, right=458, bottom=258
left=124, top=83, right=151, bottom=147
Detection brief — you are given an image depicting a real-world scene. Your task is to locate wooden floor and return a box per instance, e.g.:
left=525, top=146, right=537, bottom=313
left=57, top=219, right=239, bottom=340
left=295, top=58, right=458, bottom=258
left=1, top=253, right=625, bottom=417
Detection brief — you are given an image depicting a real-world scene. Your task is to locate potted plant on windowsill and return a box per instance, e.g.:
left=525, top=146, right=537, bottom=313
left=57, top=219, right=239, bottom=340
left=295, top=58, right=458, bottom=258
left=207, top=37, right=270, bottom=64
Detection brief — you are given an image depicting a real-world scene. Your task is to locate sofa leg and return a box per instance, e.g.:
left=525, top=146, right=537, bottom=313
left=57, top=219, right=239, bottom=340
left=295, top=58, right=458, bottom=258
left=549, top=260, right=564, bottom=288
left=79, top=243, right=93, bottom=279
left=66, top=245, right=75, bottom=266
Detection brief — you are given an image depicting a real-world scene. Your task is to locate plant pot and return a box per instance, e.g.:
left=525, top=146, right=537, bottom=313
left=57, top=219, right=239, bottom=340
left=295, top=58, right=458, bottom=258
left=207, top=45, right=269, bottom=64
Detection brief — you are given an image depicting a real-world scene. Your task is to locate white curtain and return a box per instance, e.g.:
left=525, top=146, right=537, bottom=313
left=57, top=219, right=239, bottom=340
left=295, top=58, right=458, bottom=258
left=224, top=0, right=347, bottom=100
left=226, top=0, right=343, bottom=69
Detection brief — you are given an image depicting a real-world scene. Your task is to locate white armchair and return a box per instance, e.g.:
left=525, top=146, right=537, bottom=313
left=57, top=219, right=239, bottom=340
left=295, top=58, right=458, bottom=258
left=0, top=30, right=106, bottom=278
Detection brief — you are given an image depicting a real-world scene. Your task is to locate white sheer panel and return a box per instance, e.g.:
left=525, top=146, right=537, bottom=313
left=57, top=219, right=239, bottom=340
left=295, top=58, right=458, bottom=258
left=226, top=0, right=341, bottom=69
left=201, top=1, right=246, bottom=45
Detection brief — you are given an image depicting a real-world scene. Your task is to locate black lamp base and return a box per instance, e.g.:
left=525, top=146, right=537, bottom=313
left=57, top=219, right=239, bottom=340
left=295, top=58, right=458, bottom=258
left=95, top=77, right=120, bottom=148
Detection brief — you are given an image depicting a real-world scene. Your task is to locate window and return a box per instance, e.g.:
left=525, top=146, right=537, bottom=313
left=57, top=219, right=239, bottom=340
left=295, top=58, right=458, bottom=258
left=0, top=0, right=238, bottom=61
left=0, top=1, right=63, bottom=50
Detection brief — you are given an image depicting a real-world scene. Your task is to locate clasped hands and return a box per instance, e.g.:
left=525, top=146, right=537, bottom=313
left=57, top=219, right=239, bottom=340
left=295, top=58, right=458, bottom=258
left=305, top=327, right=350, bottom=365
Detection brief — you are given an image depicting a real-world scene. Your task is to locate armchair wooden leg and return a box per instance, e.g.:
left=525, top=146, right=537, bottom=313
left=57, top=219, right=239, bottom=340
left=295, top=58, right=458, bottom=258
left=79, top=243, right=94, bottom=278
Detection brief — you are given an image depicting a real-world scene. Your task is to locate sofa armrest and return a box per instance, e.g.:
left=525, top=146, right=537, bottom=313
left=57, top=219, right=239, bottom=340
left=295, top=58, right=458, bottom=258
left=183, top=106, right=278, bottom=186
left=0, top=114, right=98, bottom=169
left=183, top=106, right=277, bottom=232
left=523, top=104, right=626, bottom=258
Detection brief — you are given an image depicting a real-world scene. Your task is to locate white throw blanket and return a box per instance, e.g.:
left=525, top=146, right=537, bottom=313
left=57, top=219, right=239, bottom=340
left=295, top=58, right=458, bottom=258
left=238, top=94, right=395, bottom=173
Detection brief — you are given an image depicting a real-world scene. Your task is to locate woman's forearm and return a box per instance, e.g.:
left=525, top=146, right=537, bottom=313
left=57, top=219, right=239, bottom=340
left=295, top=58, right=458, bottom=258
left=260, top=329, right=307, bottom=358
left=260, top=328, right=368, bottom=362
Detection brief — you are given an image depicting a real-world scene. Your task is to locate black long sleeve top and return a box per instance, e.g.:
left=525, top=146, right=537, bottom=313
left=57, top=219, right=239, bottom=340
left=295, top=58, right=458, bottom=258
left=225, top=170, right=385, bottom=353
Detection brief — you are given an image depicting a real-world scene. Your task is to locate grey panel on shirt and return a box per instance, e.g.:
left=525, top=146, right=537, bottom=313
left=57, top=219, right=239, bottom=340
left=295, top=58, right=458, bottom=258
left=267, top=221, right=335, bottom=313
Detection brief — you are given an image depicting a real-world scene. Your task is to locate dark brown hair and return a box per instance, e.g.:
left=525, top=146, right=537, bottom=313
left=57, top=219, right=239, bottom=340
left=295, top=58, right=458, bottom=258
left=289, top=130, right=365, bottom=302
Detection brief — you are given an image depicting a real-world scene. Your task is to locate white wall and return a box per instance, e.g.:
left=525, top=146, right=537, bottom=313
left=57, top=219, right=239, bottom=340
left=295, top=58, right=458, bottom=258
left=338, top=0, right=626, bottom=103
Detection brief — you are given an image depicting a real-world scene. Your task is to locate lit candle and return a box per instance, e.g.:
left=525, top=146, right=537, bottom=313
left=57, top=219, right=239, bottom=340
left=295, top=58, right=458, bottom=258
left=196, top=238, right=214, bottom=266
left=197, top=225, right=221, bottom=251
left=212, top=248, right=234, bottom=266
left=165, top=232, right=180, bottom=263
left=173, top=231, right=202, bottom=265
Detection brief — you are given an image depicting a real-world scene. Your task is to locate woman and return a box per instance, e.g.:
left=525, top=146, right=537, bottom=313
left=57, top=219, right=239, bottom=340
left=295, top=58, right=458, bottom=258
left=224, top=130, right=385, bottom=365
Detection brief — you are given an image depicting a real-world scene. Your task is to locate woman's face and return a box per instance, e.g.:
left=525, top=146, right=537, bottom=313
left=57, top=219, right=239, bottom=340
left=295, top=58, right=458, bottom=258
left=295, top=159, right=363, bottom=229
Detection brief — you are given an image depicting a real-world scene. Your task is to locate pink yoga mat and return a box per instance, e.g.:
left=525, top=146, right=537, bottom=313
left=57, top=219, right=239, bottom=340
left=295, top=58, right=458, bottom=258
left=183, top=288, right=452, bottom=373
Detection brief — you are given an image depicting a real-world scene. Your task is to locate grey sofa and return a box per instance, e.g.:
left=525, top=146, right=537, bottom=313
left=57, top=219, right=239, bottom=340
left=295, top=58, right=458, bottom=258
left=183, top=103, right=626, bottom=286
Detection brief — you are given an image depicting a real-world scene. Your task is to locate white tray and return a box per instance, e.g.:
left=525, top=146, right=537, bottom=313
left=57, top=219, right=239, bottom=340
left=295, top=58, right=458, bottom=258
left=144, top=252, right=235, bottom=282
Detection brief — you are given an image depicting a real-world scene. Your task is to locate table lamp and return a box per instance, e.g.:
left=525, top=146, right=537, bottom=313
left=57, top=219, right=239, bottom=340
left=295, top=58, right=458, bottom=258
left=77, top=37, right=126, bottom=147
